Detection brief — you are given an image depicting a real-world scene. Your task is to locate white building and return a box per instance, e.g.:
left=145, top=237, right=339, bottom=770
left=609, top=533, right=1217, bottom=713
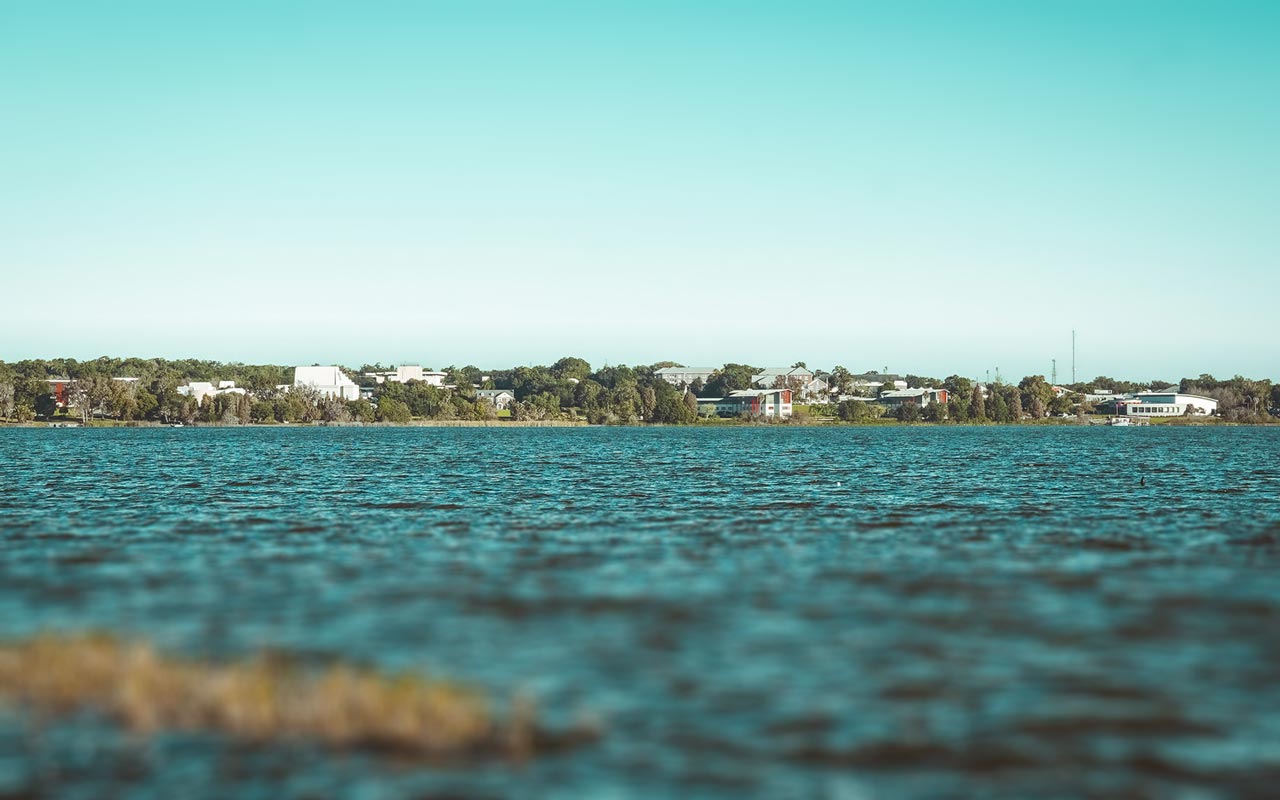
left=476, top=388, right=515, bottom=410
left=752, top=366, right=814, bottom=389
left=1121, top=392, right=1218, bottom=417
left=655, top=366, right=718, bottom=387
left=844, top=372, right=908, bottom=395
left=293, top=366, right=360, bottom=400
left=177, top=381, right=247, bottom=405
left=1084, top=389, right=1120, bottom=404
left=361, top=365, right=448, bottom=386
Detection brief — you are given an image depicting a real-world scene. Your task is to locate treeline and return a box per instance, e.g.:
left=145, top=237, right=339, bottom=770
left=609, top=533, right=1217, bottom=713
left=819, top=373, right=1280, bottom=424
left=1, top=357, right=1277, bottom=425
left=362, top=357, right=706, bottom=423
left=0, top=356, right=707, bottom=425
left=816, top=375, right=1077, bottom=424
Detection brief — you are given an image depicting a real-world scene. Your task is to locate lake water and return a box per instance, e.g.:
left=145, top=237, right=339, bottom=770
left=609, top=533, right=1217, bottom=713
left=1, top=426, right=1279, bottom=798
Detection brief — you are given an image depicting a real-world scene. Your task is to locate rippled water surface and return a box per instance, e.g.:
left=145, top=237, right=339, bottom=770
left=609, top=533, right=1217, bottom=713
left=2, top=426, right=1279, bottom=798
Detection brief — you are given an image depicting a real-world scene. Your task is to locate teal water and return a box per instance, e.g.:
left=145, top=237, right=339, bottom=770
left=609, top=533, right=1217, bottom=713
left=2, top=426, right=1279, bottom=798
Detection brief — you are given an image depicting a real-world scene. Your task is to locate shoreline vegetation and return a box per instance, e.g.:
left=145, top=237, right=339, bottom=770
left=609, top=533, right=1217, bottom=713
left=0, top=633, right=596, bottom=761
left=2, top=415, right=1272, bottom=429
left=2, top=356, right=1277, bottom=427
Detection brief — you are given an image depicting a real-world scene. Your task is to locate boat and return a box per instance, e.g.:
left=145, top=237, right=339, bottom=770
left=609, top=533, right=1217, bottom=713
left=1108, top=416, right=1131, bottom=426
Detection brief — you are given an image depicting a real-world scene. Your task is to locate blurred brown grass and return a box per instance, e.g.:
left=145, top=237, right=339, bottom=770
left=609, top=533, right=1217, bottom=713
left=0, top=632, right=560, bottom=759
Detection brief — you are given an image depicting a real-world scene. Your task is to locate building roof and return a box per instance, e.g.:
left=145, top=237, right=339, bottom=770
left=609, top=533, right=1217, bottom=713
left=655, top=366, right=717, bottom=375
left=476, top=388, right=514, bottom=398
left=1131, top=391, right=1218, bottom=402
left=851, top=372, right=903, bottom=382
left=753, top=366, right=813, bottom=379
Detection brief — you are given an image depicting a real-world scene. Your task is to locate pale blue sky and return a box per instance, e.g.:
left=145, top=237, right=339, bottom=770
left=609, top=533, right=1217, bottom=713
left=2, top=1, right=1277, bottom=380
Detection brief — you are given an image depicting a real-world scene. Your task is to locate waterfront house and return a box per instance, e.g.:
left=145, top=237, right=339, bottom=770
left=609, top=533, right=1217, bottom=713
left=1120, top=391, right=1217, bottom=417
left=877, top=388, right=949, bottom=408
left=799, top=375, right=830, bottom=401
left=476, top=388, right=515, bottom=410
left=44, top=378, right=70, bottom=408
left=700, top=388, right=793, bottom=419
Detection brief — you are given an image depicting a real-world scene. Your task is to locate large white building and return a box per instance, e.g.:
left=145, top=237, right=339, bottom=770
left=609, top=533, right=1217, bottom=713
left=361, top=365, right=448, bottom=386
left=177, top=380, right=247, bottom=405
left=1120, top=392, right=1218, bottom=417
left=655, top=366, right=718, bottom=386
left=293, top=366, right=360, bottom=400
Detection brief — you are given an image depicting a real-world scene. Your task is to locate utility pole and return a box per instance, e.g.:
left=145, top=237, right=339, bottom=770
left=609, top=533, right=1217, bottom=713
left=1072, top=329, right=1077, bottom=384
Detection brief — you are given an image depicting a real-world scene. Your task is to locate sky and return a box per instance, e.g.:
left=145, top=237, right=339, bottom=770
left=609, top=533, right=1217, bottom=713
left=2, top=1, right=1277, bottom=381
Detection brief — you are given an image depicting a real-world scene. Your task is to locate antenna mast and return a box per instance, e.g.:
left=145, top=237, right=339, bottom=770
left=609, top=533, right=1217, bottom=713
left=1072, top=329, right=1077, bottom=384
left=1052, top=359, right=1057, bottom=385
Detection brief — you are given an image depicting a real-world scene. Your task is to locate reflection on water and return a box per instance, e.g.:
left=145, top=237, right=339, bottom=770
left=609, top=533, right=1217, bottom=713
left=2, top=426, right=1279, bottom=798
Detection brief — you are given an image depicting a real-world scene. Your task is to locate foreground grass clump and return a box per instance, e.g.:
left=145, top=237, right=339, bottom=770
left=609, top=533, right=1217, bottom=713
left=0, top=633, right=562, bottom=759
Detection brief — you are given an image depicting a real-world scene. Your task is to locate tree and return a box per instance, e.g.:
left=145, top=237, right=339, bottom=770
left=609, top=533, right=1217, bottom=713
left=837, top=399, right=877, bottom=422
left=551, top=357, right=592, bottom=381
left=67, top=376, right=111, bottom=424
left=134, top=388, right=159, bottom=420
left=704, top=364, right=758, bottom=397
left=250, top=400, right=277, bottom=423
left=942, top=376, right=972, bottom=418
left=198, top=395, right=217, bottom=424
left=969, top=384, right=986, bottom=421
left=1018, top=375, right=1054, bottom=419
left=698, top=403, right=718, bottom=419
left=574, top=379, right=604, bottom=413
left=1004, top=386, right=1024, bottom=421
left=905, top=374, right=941, bottom=389
left=897, top=403, right=923, bottom=422
left=639, top=386, right=657, bottom=421
left=0, top=382, right=13, bottom=421
left=1048, top=392, right=1076, bottom=416
left=649, top=382, right=693, bottom=424
left=989, top=390, right=1009, bottom=423
left=608, top=383, right=641, bottom=424
left=377, top=398, right=412, bottom=423
left=683, top=390, right=699, bottom=421
left=829, top=366, right=854, bottom=396
left=320, top=396, right=352, bottom=423
left=923, top=401, right=946, bottom=422
left=107, top=380, right=138, bottom=420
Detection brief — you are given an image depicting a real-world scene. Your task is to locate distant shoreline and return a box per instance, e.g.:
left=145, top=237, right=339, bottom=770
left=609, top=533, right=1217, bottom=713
left=2, top=418, right=1270, bottom=430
